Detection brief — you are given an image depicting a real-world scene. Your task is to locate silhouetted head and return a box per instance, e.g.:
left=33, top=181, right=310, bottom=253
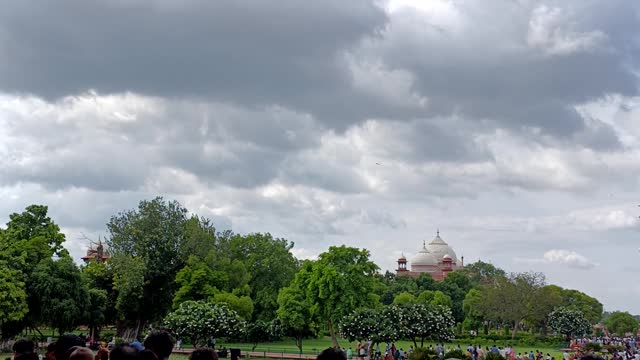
left=110, top=344, right=139, bottom=360
left=69, top=348, right=95, bottom=360
left=190, top=349, right=219, bottom=360
left=317, top=348, right=347, bottom=360
left=55, top=335, right=85, bottom=360
left=13, top=339, right=35, bottom=355
left=143, top=330, right=174, bottom=360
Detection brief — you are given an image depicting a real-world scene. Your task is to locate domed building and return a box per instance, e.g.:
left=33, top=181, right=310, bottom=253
left=396, top=231, right=463, bottom=281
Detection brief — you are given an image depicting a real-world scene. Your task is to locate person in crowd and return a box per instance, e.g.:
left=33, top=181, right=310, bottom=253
left=347, top=348, right=353, bottom=360
left=95, top=348, right=109, bottom=360
left=46, top=343, right=57, bottom=360
left=139, top=350, right=159, bottom=360
left=13, top=339, right=36, bottom=356
left=130, top=341, right=145, bottom=352
left=55, top=335, right=86, bottom=360
left=190, top=349, right=218, bottom=360
left=109, top=345, right=139, bottom=360
left=69, top=348, right=94, bottom=360
left=144, top=330, right=175, bottom=360
left=317, top=348, right=347, bottom=360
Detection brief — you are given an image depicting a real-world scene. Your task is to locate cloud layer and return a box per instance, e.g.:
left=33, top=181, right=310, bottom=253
left=1, top=0, right=639, bottom=313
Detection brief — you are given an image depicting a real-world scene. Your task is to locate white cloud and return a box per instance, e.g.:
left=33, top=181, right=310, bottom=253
left=527, top=5, right=607, bottom=56
left=543, top=249, right=595, bottom=269
left=516, top=249, right=596, bottom=270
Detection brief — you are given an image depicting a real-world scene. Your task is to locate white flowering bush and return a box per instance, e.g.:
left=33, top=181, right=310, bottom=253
left=394, top=304, right=455, bottom=347
left=339, top=307, right=398, bottom=344
left=548, top=306, right=591, bottom=338
left=164, top=300, right=245, bottom=347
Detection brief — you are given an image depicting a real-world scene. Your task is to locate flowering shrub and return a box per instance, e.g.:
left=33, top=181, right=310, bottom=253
left=548, top=306, right=591, bottom=338
left=163, top=300, right=244, bottom=347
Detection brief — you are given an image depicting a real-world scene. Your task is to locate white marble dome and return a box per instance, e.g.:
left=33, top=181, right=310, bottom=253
left=426, top=232, right=457, bottom=263
left=411, top=245, right=437, bottom=266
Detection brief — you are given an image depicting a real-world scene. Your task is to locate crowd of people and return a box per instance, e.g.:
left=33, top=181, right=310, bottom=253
left=5, top=331, right=220, bottom=360
left=7, top=333, right=640, bottom=360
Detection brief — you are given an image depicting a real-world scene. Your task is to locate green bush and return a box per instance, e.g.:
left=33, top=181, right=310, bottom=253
left=485, top=352, right=505, bottom=360
left=583, top=343, right=601, bottom=353
left=444, top=349, right=471, bottom=360
left=410, top=347, right=438, bottom=360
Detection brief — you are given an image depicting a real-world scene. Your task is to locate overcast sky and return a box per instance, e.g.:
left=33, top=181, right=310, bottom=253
left=1, top=0, right=639, bottom=314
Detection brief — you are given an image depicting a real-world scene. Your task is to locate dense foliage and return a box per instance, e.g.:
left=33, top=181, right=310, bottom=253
left=0, top=199, right=618, bottom=345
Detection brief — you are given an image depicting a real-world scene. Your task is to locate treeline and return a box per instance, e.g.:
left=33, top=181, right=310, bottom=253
left=0, top=197, right=636, bottom=347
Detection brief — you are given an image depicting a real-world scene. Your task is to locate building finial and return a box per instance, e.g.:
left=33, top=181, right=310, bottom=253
left=423, top=239, right=426, bottom=248
left=437, top=228, right=440, bottom=237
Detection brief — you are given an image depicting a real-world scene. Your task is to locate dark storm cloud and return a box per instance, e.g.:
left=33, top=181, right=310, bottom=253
left=360, top=0, right=640, bottom=142
left=0, top=0, right=389, bottom=129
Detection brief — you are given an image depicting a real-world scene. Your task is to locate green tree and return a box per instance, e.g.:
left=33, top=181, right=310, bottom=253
left=0, top=205, right=66, bottom=273
left=107, top=197, right=198, bottom=332
left=561, top=289, right=603, bottom=325
left=226, top=233, right=298, bottom=321
left=306, top=246, right=379, bottom=348
left=86, top=288, right=108, bottom=340
left=29, top=256, right=89, bottom=335
left=604, top=311, right=638, bottom=336
left=394, top=291, right=417, bottom=305
left=0, top=262, right=28, bottom=331
left=245, top=320, right=272, bottom=351
left=276, top=278, right=316, bottom=353
left=211, top=292, right=254, bottom=320
left=462, top=261, right=506, bottom=286
left=548, top=306, right=592, bottom=338
left=164, top=300, right=244, bottom=348
left=418, top=290, right=452, bottom=308
left=173, top=256, right=223, bottom=307
left=437, top=271, right=472, bottom=322
left=477, top=272, right=547, bottom=338
left=82, top=260, right=117, bottom=329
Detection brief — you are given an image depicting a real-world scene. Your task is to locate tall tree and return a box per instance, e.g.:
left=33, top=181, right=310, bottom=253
left=0, top=205, right=68, bottom=335
left=107, top=197, right=192, bottom=332
left=561, top=289, right=603, bottom=325
left=29, top=256, right=89, bottom=335
left=462, top=261, right=506, bottom=286
left=437, top=271, right=473, bottom=322
left=0, top=205, right=67, bottom=273
left=226, top=233, right=298, bottom=321
left=277, top=262, right=316, bottom=354
left=0, top=262, right=28, bottom=334
left=306, top=246, right=379, bottom=348
left=604, top=311, right=638, bottom=336
left=478, top=272, right=547, bottom=338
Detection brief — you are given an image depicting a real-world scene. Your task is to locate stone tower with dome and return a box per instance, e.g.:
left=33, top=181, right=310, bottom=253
left=396, top=231, right=463, bottom=281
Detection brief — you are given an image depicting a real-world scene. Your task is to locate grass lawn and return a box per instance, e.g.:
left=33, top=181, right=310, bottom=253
left=213, top=337, right=566, bottom=358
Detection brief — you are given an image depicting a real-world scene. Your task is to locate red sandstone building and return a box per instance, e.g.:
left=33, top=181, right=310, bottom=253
left=396, top=231, right=463, bottom=281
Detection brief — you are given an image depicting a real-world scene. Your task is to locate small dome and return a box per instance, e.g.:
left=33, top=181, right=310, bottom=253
left=398, top=254, right=407, bottom=261
left=443, top=254, right=451, bottom=259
